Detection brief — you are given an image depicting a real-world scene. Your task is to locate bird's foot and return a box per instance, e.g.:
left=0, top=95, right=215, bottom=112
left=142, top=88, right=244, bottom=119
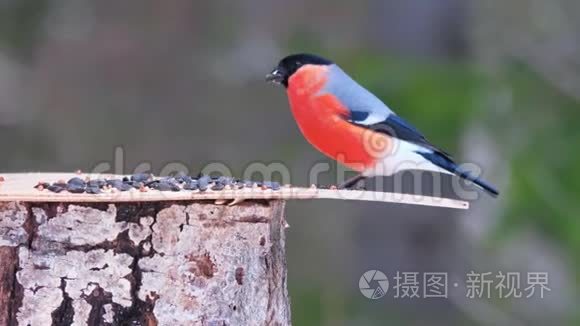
left=338, top=174, right=367, bottom=189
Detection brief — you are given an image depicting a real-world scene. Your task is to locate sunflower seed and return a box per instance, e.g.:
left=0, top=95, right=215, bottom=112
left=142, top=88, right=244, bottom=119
left=131, top=173, right=151, bottom=183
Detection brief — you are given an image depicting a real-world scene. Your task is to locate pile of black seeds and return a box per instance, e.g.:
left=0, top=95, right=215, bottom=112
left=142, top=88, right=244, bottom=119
left=34, top=172, right=281, bottom=194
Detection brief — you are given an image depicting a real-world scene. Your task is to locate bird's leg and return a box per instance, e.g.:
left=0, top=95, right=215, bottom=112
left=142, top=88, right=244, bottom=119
left=338, top=174, right=367, bottom=189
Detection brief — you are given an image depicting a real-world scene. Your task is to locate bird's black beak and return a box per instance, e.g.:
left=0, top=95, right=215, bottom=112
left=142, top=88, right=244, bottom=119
left=266, top=68, right=284, bottom=84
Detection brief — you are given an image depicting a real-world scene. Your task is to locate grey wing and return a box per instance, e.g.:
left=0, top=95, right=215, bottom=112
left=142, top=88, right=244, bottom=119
left=324, top=65, right=393, bottom=124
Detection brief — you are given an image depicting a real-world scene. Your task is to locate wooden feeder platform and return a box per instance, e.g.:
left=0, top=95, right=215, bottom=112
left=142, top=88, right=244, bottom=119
left=0, top=173, right=468, bottom=209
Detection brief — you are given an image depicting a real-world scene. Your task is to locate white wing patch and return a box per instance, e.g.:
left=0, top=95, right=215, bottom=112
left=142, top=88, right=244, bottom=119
left=349, top=112, right=389, bottom=125
left=363, top=140, right=452, bottom=177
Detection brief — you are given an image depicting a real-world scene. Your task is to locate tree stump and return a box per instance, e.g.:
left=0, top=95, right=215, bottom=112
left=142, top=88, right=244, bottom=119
left=0, top=171, right=468, bottom=326
left=0, top=200, right=290, bottom=325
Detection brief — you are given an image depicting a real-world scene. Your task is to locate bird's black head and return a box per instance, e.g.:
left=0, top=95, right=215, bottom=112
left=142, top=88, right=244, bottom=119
left=266, top=53, right=333, bottom=87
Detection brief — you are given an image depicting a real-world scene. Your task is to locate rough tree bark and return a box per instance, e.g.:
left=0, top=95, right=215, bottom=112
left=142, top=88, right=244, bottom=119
left=0, top=200, right=290, bottom=326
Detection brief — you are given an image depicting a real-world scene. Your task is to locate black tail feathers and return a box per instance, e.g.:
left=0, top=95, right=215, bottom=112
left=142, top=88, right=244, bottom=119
left=417, top=151, right=499, bottom=197
left=454, top=168, right=499, bottom=197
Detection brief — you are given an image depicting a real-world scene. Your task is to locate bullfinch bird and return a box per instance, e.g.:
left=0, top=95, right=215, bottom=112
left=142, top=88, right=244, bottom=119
left=266, top=53, right=499, bottom=197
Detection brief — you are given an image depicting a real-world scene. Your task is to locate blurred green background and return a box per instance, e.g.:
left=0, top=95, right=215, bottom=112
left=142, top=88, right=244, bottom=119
left=0, top=0, right=578, bottom=325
